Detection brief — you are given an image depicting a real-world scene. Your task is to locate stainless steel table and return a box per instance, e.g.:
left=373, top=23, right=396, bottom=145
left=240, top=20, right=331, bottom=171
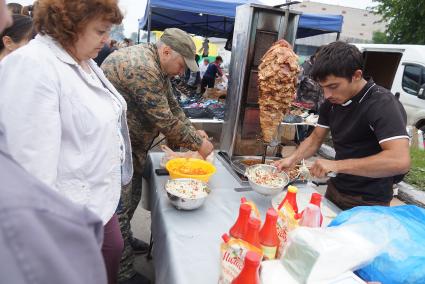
left=145, top=152, right=340, bottom=284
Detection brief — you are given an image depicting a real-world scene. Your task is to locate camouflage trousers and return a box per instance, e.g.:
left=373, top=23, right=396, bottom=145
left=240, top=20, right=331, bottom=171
left=117, top=165, right=144, bottom=282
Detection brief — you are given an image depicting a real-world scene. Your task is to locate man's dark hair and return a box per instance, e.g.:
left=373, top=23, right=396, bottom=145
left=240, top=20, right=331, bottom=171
left=215, top=55, right=223, bottom=62
left=311, top=41, right=364, bottom=82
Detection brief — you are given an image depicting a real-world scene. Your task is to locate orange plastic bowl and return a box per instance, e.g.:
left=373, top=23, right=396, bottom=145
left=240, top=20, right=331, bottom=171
left=165, top=158, right=216, bottom=182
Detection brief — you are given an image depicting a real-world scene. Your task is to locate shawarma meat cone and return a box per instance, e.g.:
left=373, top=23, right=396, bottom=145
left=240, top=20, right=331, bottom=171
left=258, top=39, right=300, bottom=143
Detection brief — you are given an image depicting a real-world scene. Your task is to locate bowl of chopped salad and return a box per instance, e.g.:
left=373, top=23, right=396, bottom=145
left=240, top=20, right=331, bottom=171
left=165, top=178, right=211, bottom=210
left=245, top=164, right=289, bottom=196
left=166, top=158, right=216, bottom=182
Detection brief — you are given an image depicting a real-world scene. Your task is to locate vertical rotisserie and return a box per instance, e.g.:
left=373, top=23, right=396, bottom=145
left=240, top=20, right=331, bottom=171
left=258, top=39, right=300, bottom=143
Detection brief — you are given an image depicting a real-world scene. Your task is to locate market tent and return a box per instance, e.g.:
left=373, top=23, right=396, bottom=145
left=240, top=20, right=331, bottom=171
left=139, top=0, right=343, bottom=39
left=139, top=0, right=261, bottom=38
left=296, top=13, right=343, bottom=39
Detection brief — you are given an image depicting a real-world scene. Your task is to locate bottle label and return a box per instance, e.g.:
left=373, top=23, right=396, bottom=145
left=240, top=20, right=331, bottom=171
left=261, top=245, right=277, bottom=260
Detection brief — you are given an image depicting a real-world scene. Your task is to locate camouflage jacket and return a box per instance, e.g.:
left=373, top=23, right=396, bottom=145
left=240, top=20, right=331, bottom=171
left=102, top=43, right=203, bottom=170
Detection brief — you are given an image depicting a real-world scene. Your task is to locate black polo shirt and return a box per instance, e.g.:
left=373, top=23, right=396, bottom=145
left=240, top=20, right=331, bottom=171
left=317, top=79, right=409, bottom=203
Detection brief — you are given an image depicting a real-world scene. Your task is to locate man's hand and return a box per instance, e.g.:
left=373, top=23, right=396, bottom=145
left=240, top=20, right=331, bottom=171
left=198, top=138, right=213, bottom=159
left=310, top=159, right=338, bottom=178
left=196, top=130, right=209, bottom=140
left=274, top=157, right=297, bottom=171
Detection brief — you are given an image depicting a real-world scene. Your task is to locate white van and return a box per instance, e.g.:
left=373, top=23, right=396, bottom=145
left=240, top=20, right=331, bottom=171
left=354, top=44, right=425, bottom=132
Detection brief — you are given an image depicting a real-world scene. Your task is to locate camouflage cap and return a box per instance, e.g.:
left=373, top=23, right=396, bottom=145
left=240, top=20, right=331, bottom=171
left=160, top=28, right=199, bottom=72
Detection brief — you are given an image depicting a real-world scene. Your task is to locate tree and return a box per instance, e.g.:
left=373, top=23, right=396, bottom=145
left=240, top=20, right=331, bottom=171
left=373, top=0, right=425, bottom=44
left=110, top=24, right=125, bottom=41
left=372, top=31, right=390, bottom=44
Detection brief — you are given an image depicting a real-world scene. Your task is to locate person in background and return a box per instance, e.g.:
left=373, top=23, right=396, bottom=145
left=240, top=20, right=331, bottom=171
left=94, top=38, right=118, bottom=67
left=198, top=37, right=209, bottom=57
left=0, top=0, right=11, bottom=29
left=122, top=37, right=134, bottom=47
left=275, top=41, right=410, bottom=210
left=21, top=2, right=37, bottom=17
left=0, top=14, right=35, bottom=61
left=0, top=1, right=133, bottom=283
left=0, top=1, right=107, bottom=283
left=199, top=57, right=209, bottom=79
left=7, top=2, right=22, bottom=14
left=201, top=55, right=223, bottom=94
left=187, top=54, right=201, bottom=87
left=102, top=27, right=213, bottom=284
left=297, top=46, right=325, bottom=113
left=110, top=39, right=118, bottom=50
left=295, top=46, right=325, bottom=142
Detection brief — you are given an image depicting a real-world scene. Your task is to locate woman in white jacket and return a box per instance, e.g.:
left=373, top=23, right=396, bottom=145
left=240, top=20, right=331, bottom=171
left=0, top=1, right=133, bottom=283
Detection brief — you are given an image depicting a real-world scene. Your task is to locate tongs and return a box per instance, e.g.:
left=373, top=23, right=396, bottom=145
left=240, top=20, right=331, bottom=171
left=298, top=159, right=336, bottom=180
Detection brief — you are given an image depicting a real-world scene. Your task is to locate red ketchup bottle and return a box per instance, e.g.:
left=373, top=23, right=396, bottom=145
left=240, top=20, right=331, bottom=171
left=295, top=193, right=323, bottom=226
left=242, top=218, right=262, bottom=249
left=277, top=185, right=299, bottom=213
left=231, top=251, right=261, bottom=284
left=259, top=208, right=279, bottom=260
left=230, top=203, right=252, bottom=239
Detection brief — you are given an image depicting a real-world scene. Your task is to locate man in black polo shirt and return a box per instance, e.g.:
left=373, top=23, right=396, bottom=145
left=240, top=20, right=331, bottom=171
left=275, top=41, right=410, bottom=210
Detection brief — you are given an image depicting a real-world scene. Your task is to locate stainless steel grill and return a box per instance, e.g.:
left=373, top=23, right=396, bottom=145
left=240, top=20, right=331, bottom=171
left=218, top=4, right=300, bottom=184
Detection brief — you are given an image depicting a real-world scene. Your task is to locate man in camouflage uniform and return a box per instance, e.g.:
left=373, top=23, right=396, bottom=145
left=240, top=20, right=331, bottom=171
left=102, top=28, right=214, bottom=284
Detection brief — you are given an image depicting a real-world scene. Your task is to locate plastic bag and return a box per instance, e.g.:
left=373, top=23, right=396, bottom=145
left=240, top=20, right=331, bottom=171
left=281, top=224, right=383, bottom=283
left=183, top=107, right=212, bottom=119
left=329, top=205, right=425, bottom=284
left=283, top=114, right=303, bottom=123
left=206, top=104, right=225, bottom=120
left=159, top=145, right=214, bottom=168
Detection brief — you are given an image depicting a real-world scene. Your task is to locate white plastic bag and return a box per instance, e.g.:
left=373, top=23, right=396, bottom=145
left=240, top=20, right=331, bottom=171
left=279, top=216, right=396, bottom=283
left=159, top=145, right=214, bottom=168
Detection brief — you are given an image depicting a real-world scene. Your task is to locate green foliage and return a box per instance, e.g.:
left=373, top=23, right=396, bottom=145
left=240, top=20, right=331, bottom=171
left=405, top=148, right=425, bottom=190
left=373, top=0, right=425, bottom=44
left=372, top=31, right=390, bottom=44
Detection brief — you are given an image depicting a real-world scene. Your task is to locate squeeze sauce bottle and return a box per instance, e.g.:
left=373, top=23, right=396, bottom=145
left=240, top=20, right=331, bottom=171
left=277, top=185, right=299, bottom=213
left=259, top=208, right=279, bottom=260
left=231, top=251, right=261, bottom=284
left=242, top=218, right=261, bottom=249
left=229, top=203, right=252, bottom=239
left=295, top=193, right=323, bottom=226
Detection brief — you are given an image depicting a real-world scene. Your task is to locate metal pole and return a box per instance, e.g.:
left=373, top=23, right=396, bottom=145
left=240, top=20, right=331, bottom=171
left=336, top=32, right=341, bottom=40
left=137, top=28, right=140, bottom=44
left=206, top=14, right=209, bottom=37
left=147, top=4, right=152, bottom=43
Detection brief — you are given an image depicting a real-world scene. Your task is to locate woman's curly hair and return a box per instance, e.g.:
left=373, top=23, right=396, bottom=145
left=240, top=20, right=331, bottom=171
left=33, top=0, right=123, bottom=47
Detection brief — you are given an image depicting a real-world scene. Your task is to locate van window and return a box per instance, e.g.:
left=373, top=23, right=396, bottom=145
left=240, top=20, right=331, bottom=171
left=402, top=64, right=425, bottom=95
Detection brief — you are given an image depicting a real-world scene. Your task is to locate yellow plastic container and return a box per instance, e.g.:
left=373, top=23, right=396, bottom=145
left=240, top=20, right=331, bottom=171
left=165, top=158, right=216, bottom=182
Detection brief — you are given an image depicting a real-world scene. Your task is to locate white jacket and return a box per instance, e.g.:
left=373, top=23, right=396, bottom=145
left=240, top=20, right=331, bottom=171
left=0, top=35, right=133, bottom=224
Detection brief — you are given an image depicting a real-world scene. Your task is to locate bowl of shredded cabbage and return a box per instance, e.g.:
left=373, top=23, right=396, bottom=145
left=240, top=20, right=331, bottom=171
left=165, top=178, right=211, bottom=210
left=245, top=164, right=289, bottom=196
